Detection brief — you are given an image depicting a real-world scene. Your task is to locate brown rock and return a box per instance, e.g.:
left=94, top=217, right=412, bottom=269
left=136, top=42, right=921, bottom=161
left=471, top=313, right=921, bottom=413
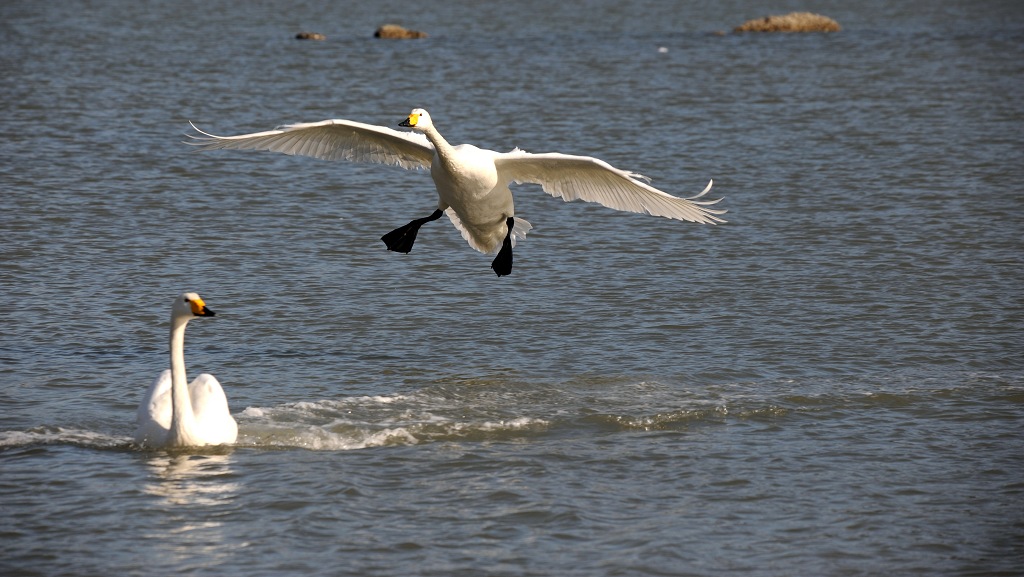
left=374, top=24, right=428, bottom=39
left=734, top=12, right=841, bottom=33
left=295, top=32, right=326, bottom=40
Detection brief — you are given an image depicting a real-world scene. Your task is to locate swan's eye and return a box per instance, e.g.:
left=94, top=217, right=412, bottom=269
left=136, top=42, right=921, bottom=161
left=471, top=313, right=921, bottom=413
left=183, top=297, right=190, bottom=303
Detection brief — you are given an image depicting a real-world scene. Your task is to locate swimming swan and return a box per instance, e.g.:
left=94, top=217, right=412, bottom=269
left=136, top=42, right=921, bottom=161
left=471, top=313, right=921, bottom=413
left=135, top=293, right=238, bottom=448
left=187, top=109, right=725, bottom=276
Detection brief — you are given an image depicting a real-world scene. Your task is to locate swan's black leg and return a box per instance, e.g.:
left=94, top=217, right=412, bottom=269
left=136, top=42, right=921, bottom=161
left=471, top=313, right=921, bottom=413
left=490, top=217, right=515, bottom=277
left=381, top=209, right=444, bottom=253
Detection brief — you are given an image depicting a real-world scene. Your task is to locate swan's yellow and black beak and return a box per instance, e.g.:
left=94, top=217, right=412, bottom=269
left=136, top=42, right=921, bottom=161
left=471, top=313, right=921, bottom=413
left=399, top=113, right=419, bottom=128
left=190, top=298, right=216, bottom=317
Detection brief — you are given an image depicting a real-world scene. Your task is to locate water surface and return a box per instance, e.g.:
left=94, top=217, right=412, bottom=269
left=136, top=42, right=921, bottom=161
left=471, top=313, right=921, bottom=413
left=1, top=1, right=1022, bottom=575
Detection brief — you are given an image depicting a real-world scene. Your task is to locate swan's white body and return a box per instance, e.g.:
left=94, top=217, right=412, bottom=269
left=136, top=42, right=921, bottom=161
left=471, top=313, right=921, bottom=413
left=188, top=109, right=724, bottom=272
left=135, top=293, right=237, bottom=448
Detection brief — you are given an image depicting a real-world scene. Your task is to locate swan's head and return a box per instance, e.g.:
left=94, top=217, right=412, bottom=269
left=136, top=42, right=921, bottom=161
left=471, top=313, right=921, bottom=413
left=399, top=108, right=432, bottom=132
left=174, top=292, right=216, bottom=319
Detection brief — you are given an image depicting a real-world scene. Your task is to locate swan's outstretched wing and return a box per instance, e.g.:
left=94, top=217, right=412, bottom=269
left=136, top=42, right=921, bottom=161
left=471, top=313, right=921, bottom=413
left=135, top=369, right=172, bottom=444
left=187, top=119, right=435, bottom=170
left=494, top=150, right=726, bottom=224
left=188, top=373, right=238, bottom=445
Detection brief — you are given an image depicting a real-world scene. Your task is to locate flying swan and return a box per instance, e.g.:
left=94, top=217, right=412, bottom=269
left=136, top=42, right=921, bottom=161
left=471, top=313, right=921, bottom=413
left=135, top=293, right=238, bottom=448
left=187, top=109, right=725, bottom=276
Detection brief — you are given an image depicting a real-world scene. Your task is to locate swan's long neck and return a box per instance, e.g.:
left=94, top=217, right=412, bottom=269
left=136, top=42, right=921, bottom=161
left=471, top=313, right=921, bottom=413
left=422, top=125, right=456, bottom=164
left=166, top=315, right=197, bottom=446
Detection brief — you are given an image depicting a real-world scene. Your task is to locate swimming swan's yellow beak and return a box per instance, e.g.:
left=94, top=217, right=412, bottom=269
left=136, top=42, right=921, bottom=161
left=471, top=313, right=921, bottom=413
left=190, top=298, right=215, bottom=317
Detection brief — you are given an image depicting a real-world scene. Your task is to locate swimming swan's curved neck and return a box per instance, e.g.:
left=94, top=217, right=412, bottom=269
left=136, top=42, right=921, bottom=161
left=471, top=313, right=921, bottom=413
left=167, top=315, right=197, bottom=445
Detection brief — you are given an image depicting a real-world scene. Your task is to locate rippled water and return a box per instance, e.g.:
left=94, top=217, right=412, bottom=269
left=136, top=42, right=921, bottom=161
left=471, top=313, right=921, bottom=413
left=2, top=0, right=1023, bottom=575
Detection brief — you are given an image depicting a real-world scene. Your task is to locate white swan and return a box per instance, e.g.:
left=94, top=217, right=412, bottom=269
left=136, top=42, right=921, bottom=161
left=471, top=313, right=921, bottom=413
left=188, top=109, right=725, bottom=276
left=135, top=293, right=238, bottom=448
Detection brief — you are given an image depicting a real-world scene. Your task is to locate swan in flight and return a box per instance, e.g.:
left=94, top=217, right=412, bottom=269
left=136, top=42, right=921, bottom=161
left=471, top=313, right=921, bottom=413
left=135, top=293, right=238, bottom=448
left=188, top=109, right=725, bottom=276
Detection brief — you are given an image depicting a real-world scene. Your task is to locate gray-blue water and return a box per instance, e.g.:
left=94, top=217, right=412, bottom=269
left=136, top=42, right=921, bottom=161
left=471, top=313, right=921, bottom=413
left=2, top=1, right=1023, bottom=575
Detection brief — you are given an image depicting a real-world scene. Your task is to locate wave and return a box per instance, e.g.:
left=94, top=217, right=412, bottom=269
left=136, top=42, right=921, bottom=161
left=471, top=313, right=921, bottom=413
left=3, top=372, right=1018, bottom=452
left=582, top=404, right=790, bottom=431
left=235, top=394, right=550, bottom=450
left=0, top=426, right=132, bottom=450
left=0, top=392, right=552, bottom=452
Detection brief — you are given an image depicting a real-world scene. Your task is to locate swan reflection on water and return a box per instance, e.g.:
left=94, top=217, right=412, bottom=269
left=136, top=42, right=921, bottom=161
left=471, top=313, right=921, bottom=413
left=142, top=451, right=239, bottom=509
left=139, top=451, right=240, bottom=567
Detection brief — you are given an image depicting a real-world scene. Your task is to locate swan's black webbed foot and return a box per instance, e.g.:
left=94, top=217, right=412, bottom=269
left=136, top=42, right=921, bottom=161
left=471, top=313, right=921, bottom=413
left=490, top=217, right=515, bottom=277
left=381, top=209, right=444, bottom=253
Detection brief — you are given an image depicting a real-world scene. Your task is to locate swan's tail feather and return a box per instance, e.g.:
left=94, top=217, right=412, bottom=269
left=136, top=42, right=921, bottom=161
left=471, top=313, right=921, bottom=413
left=445, top=209, right=533, bottom=254
left=511, top=217, right=533, bottom=246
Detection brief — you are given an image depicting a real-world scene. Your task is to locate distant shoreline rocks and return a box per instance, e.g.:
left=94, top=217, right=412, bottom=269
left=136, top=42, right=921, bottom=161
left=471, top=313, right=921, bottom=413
left=734, top=12, right=841, bottom=33
left=374, top=24, right=428, bottom=39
